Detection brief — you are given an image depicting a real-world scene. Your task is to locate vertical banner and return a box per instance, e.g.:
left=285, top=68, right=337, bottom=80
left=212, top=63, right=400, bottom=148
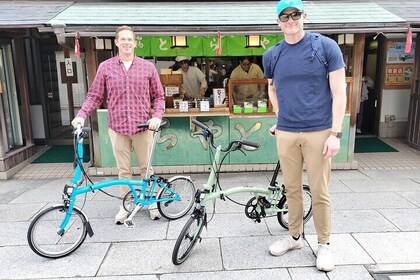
left=134, top=36, right=151, bottom=57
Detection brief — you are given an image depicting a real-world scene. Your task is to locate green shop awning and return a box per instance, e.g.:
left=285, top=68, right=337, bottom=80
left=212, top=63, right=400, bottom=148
left=135, top=34, right=284, bottom=57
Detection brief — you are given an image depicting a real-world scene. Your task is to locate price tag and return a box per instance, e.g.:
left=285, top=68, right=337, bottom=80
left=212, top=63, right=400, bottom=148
left=165, top=86, right=179, bottom=96
left=179, top=101, right=189, bottom=112
left=200, top=100, right=210, bottom=111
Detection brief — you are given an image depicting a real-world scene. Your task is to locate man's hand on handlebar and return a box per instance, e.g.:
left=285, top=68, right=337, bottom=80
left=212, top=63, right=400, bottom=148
left=148, top=117, right=162, bottom=131
left=71, top=117, right=85, bottom=129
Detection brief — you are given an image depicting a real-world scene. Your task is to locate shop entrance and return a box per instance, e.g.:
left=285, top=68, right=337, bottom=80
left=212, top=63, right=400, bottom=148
left=358, top=35, right=379, bottom=136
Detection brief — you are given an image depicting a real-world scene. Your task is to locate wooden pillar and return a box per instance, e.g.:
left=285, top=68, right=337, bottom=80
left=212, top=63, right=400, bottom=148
left=14, top=37, right=33, bottom=145
left=351, top=33, right=365, bottom=127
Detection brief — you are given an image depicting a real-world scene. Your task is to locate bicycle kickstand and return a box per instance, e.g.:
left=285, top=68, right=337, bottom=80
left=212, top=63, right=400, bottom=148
left=124, top=203, right=142, bottom=228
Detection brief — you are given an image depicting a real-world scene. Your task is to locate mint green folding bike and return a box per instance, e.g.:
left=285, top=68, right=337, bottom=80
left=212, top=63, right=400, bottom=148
left=172, top=119, right=313, bottom=265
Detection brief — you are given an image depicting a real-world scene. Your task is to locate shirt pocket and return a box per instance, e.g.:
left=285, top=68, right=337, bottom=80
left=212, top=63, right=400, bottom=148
left=301, top=56, right=325, bottom=74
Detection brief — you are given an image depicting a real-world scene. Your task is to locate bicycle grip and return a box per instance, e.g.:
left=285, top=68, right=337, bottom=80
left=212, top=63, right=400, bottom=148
left=241, top=140, right=260, bottom=149
left=191, top=119, right=209, bottom=130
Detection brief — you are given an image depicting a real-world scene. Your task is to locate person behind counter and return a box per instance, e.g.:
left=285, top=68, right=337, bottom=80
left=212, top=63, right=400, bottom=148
left=175, top=56, right=208, bottom=99
left=229, top=57, right=265, bottom=104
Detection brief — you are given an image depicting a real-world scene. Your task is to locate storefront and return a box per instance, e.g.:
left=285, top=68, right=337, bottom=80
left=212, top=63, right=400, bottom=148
left=1, top=1, right=419, bottom=178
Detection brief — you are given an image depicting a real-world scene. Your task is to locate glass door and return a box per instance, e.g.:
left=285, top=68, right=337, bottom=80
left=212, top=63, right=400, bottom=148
left=0, top=43, right=23, bottom=153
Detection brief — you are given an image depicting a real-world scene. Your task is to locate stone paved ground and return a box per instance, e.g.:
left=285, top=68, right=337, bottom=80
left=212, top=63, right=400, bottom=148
left=1, top=165, right=420, bottom=279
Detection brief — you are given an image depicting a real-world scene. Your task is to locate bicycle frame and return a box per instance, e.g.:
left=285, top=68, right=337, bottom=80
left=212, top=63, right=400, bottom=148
left=196, top=139, right=286, bottom=218
left=58, top=123, right=181, bottom=232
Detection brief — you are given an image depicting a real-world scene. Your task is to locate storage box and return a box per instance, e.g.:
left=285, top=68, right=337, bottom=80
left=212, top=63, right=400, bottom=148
left=160, top=74, right=183, bottom=86
left=244, top=102, right=254, bottom=114
left=233, top=105, right=242, bottom=114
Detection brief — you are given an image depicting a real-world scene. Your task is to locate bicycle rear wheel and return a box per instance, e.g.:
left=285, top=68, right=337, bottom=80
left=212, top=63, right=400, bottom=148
left=172, top=212, right=205, bottom=265
left=157, top=176, right=195, bottom=220
left=277, top=185, right=313, bottom=229
left=27, top=205, right=87, bottom=258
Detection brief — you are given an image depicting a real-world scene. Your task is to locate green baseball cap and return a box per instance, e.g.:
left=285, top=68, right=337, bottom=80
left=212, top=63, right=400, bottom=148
left=276, top=0, right=304, bottom=16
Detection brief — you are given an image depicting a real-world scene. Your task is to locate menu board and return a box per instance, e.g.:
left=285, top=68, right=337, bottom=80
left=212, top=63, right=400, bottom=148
left=386, top=41, right=415, bottom=64
left=384, top=40, right=415, bottom=88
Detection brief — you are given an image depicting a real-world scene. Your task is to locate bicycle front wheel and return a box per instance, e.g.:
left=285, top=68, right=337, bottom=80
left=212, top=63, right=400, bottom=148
left=27, top=205, right=87, bottom=258
left=172, top=212, right=205, bottom=265
left=277, top=185, right=313, bottom=229
left=157, top=176, right=195, bottom=220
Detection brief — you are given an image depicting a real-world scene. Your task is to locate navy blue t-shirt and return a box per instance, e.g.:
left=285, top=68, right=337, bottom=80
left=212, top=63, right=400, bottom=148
left=263, top=32, right=345, bottom=132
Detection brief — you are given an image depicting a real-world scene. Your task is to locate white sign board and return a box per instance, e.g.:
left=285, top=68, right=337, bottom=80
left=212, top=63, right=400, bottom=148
left=179, top=101, right=189, bottom=112
left=65, top=58, right=74, bottom=77
left=213, top=88, right=226, bottom=106
left=200, top=100, right=210, bottom=111
left=165, top=86, right=179, bottom=96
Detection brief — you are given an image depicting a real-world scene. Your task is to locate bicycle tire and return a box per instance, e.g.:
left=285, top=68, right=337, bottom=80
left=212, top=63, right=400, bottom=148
left=172, top=213, right=204, bottom=265
left=27, top=205, right=87, bottom=258
left=277, top=185, right=313, bottom=229
left=157, top=176, right=195, bottom=220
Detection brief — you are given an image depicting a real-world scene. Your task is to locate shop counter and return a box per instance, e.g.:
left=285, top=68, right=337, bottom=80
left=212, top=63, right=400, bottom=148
left=94, top=109, right=351, bottom=169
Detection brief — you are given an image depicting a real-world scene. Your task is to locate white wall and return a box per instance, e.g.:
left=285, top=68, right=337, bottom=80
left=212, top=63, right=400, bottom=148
left=380, top=89, right=411, bottom=122
left=30, top=105, right=45, bottom=139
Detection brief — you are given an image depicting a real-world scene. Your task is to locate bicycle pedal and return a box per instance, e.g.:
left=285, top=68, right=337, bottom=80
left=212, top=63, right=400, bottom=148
left=124, top=219, right=135, bottom=228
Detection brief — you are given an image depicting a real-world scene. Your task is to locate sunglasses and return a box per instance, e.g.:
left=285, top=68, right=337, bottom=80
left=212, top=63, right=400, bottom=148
left=279, top=11, right=303, bottom=22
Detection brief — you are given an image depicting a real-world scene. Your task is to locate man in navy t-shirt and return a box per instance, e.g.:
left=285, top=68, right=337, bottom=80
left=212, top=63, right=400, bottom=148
left=262, top=0, right=347, bottom=272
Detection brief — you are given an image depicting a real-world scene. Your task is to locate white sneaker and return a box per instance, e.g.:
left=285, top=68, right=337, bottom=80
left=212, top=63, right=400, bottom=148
left=316, top=243, right=335, bottom=272
left=148, top=202, right=161, bottom=220
left=269, top=235, right=304, bottom=256
left=356, top=129, right=362, bottom=134
left=115, top=206, right=129, bottom=225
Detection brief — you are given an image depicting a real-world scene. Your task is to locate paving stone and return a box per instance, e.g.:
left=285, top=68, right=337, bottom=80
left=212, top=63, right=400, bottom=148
left=0, top=243, right=110, bottom=279
left=379, top=209, right=420, bottom=231
left=221, top=235, right=315, bottom=270
left=8, top=188, right=64, bottom=204
left=353, top=232, right=420, bottom=263
left=0, top=221, right=31, bottom=246
left=331, top=192, right=416, bottom=210
left=397, top=191, right=420, bottom=207
left=0, top=179, right=47, bottom=190
left=97, top=239, right=222, bottom=275
left=0, top=203, right=47, bottom=222
left=288, top=266, right=328, bottom=279
left=266, top=210, right=399, bottom=236
left=0, top=187, right=27, bottom=204
left=49, top=276, right=157, bottom=280
left=330, top=170, right=371, bottom=180
left=36, top=178, right=71, bottom=189
left=84, top=216, right=168, bottom=243
left=361, top=170, right=420, bottom=180
left=329, top=180, right=354, bottom=193
left=326, top=265, right=374, bottom=280
left=161, top=268, right=291, bottom=280
left=306, top=234, right=375, bottom=265
left=341, top=179, right=420, bottom=193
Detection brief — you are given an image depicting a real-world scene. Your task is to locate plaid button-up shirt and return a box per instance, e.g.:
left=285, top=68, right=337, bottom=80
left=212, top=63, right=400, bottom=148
left=77, top=56, right=165, bottom=136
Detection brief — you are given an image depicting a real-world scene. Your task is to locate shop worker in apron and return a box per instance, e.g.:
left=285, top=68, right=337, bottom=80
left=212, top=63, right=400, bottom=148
left=71, top=25, right=165, bottom=223
left=263, top=0, right=346, bottom=272
left=175, top=56, right=208, bottom=99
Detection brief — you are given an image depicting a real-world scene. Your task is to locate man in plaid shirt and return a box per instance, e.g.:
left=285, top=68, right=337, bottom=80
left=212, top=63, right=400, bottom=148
left=71, top=25, right=165, bottom=223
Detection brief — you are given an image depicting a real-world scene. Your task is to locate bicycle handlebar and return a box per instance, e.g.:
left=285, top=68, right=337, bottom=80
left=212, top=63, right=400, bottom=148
left=137, top=120, right=168, bottom=131
left=191, top=119, right=260, bottom=152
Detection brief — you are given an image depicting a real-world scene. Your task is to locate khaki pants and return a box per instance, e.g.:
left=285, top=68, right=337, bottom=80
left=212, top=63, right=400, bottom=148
left=108, top=128, right=154, bottom=197
left=275, top=129, right=331, bottom=244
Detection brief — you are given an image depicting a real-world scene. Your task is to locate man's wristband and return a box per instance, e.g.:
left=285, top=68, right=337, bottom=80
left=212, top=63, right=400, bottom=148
left=330, top=131, right=343, bottom=138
